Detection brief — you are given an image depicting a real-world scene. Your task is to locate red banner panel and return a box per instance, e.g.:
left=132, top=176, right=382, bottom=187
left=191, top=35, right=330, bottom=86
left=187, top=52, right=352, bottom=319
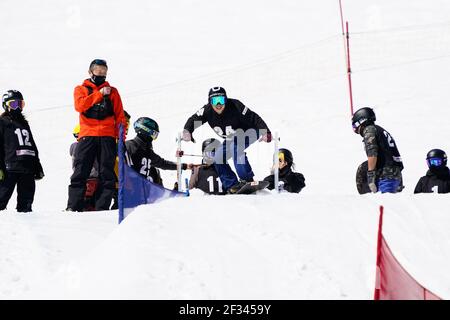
left=374, top=206, right=442, bottom=300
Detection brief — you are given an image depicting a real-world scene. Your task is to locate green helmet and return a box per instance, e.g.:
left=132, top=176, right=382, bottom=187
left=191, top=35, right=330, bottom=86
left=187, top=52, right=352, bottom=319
left=134, top=117, right=159, bottom=141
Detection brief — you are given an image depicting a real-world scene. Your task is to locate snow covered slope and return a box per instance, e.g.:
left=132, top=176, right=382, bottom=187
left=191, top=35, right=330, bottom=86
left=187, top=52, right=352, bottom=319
left=0, top=0, right=449, bottom=299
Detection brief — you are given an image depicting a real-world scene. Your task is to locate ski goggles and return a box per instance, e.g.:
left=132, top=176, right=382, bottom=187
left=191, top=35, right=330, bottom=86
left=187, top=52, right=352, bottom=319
left=148, top=129, right=159, bottom=140
left=134, top=122, right=159, bottom=140
left=5, top=99, right=25, bottom=110
left=210, top=95, right=226, bottom=106
left=278, top=152, right=285, bottom=163
left=203, top=150, right=215, bottom=159
left=352, top=118, right=368, bottom=132
left=427, top=157, right=443, bottom=167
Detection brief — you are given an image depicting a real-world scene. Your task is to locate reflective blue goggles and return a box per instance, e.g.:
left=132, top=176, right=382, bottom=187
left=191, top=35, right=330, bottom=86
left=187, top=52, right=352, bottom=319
left=210, top=95, right=226, bottom=106
left=428, top=158, right=443, bottom=167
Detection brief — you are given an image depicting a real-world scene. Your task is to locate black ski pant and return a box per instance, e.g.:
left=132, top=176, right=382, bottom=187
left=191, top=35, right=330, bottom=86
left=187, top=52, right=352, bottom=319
left=67, top=136, right=116, bottom=211
left=0, top=172, right=35, bottom=212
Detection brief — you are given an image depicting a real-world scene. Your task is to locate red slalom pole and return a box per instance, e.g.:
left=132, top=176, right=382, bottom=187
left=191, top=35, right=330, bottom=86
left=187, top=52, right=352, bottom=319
left=339, top=0, right=345, bottom=36
left=374, top=205, right=384, bottom=300
left=346, top=21, right=355, bottom=116
left=338, top=1, right=348, bottom=81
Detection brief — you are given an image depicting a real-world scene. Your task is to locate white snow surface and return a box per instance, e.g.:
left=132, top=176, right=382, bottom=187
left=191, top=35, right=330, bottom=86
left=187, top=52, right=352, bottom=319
left=1, top=0, right=450, bottom=299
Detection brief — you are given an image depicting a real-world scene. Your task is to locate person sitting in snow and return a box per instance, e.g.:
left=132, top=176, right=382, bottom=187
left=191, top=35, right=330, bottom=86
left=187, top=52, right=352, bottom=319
left=125, top=117, right=194, bottom=187
left=414, top=148, right=450, bottom=194
left=189, top=138, right=226, bottom=195
left=264, top=148, right=305, bottom=193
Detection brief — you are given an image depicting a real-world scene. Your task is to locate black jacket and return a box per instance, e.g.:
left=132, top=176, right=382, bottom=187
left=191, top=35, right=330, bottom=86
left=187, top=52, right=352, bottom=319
left=0, top=111, right=43, bottom=176
left=361, top=124, right=403, bottom=178
left=414, top=167, right=450, bottom=194
left=189, top=164, right=225, bottom=195
left=264, top=166, right=305, bottom=193
left=125, top=135, right=185, bottom=183
left=184, top=98, right=270, bottom=139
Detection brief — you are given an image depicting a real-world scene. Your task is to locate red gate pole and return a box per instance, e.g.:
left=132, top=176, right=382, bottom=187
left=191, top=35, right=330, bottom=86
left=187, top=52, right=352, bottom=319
left=374, top=205, right=384, bottom=300
left=346, top=21, right=355, bottom=116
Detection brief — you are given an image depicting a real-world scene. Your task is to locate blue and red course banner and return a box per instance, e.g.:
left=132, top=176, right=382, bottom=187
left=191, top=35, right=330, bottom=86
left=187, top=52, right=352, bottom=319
left=374, top=206, right=442, bottom=300
left=118, top=125, right=186, bottom=224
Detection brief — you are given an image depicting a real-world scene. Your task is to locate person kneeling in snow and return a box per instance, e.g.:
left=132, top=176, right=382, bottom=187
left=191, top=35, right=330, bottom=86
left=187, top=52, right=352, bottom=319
left=125, top=117, right=194, bottom=187
left=189, top=138, right=226, bottom=195
left=0, top=90, right=44, bottom=212
left=264, top=148, right=305, bottom=193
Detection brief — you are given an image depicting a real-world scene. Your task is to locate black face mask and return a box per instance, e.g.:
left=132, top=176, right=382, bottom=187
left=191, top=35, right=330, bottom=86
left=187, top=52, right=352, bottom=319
left=91, top=75, right=106, bottom=86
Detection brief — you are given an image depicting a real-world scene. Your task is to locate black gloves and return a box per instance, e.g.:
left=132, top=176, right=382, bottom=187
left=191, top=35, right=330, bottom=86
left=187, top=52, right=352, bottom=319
left=34, top=162, right=45, bottom=180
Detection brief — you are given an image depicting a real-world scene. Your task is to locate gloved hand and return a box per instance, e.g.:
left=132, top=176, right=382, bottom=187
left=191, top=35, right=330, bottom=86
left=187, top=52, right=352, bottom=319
left=182, top=163, right=195, bottom=170
left=34, top=162, right=45, bottom=181
left=260, top=132, right=272, bottom=143
left=0, top=169, right=5, bottom=182
left=367, top=170, right=377, bottom=193
left=176, top=150, right=184, bottom=157
left=35, top=170, right=45, bottom=181
left=182, top=130, right=192, bottom=142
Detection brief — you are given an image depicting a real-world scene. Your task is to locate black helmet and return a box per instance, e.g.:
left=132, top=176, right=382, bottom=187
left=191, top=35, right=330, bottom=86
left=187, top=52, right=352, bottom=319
left=202, top=138, right=220, bottom=164
left=426, top=149, right=447, bottom=168
left=2, top=90, right=24, bottom=112
left=208, top=86, right=227, bottom=99
left=352, top=107, right=376, bottom=133
left=208, top=86, right=227, bottom=105
left=89, top=59, right=108, bottom=71
left=134, top=117, right=159, bottom=141
left=279, top=148, right=294, bottom=165
left=202, top=138, right=219, bottom=152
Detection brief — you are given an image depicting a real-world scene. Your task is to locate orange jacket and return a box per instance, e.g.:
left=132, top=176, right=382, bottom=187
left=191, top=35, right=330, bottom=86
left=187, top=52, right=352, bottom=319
left=74, top=79, right=127, bottom=139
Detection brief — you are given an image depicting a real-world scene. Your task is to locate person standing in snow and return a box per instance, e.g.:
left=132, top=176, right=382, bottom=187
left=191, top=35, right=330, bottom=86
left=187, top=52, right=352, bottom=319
left=414, top=149, right=450, bottom=194
left=352, top=107, right=404, bottom=193
left=182, top=87, right=272, bottom=194
left=66, top=59, right=127, bottom=211
left=0, top=90, right=44, bottom=212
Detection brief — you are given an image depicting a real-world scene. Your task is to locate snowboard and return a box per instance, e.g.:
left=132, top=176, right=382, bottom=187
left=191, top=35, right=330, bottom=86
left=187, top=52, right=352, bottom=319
left=236, top=180, right=270, bottom=194
left=356, top=160, right=405, bottom=194
left=356, top=161, right=370, bottom=194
